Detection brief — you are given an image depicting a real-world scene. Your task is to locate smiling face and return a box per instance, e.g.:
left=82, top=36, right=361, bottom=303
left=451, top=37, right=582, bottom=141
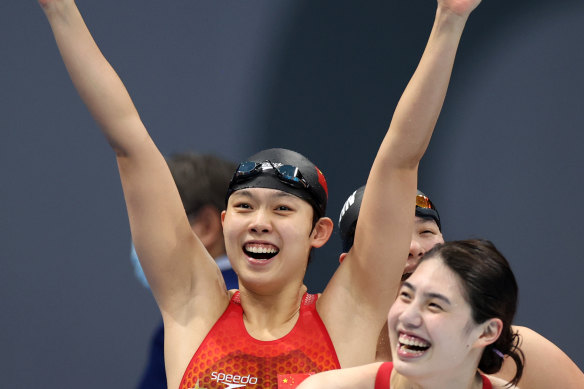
left=222, top=187, right=329, bottom=293
left=388, top=256, right=485, bottom=382
left=403, top=217, right=444, bottom=279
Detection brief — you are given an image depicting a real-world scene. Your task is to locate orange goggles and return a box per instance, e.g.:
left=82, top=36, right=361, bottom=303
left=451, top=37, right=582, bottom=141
left=416, top=194, right=436, bottom=210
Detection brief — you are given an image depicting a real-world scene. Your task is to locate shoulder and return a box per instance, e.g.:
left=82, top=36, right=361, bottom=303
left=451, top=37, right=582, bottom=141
left=486, top=374, right=516, bottom=389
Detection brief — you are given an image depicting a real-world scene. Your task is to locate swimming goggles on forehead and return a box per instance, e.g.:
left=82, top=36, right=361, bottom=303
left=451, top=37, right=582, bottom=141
left=416, top=194, right=437, bottom=210
left=231, top=160, right=312, bottom=190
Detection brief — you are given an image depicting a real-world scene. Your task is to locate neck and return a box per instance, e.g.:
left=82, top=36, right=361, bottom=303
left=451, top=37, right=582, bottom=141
left=238, top=283, right=308, bottom=341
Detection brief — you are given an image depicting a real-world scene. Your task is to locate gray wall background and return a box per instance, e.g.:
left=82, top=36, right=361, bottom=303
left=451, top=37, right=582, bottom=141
left=2, top=1, right=582, bottom=387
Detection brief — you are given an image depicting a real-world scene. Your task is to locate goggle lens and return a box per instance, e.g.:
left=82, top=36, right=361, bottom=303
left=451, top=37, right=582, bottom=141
left=231, top=160, right=309, bottom=190
left=234, top=161, right=261, bottom=177
left=274, top=164, right=307, bottom=188
left=416, top=194, right=436, bottom=210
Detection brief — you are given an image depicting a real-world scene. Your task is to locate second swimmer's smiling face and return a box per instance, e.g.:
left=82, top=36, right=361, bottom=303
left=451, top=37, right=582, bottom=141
left=388, top=256, right=483, bottom=381
left=403, top=217, right=444, bottom=280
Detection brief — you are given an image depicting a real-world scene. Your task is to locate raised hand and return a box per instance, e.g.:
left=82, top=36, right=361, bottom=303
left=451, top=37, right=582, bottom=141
left=38, top=0, right=71, bottom=11
left=438, top=0, right=482, bottom=17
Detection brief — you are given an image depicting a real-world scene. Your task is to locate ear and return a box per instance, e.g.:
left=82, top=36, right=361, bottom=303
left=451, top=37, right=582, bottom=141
left=310, top=217, right=334, bottom=248
left=338, top=252, right=348, bottom=264
left=475, top=318, right=503, bottom=349
left=221, top=209, right=226, bottom=226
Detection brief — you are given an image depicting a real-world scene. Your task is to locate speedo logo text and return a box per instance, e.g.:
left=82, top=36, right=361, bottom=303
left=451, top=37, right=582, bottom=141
left=210, top=371, right=259, bottom=388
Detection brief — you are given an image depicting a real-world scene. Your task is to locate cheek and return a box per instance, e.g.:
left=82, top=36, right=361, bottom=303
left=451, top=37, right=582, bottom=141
left=432, top=319, right=469, bottom=349
left=221, top=215, right=243, bottom=244
left=282, top=225, right=312, bottom=253
left=386, top=304, right=403, bottom=347
left=283, top=217, right=313, bottom=239
left=387, top=301, right=402, bottom=327
left=222, top=229, right=238, bottom=253
left=422, top=236, right=443, bottom=252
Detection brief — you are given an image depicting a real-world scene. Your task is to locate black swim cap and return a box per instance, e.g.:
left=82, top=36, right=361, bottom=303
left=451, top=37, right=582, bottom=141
left=225, top=148, right=328, bottom=218
left=415, top=190, right=441, bottom=231
left=338, top=186, right=365, bottom=253
left=338, top=186, right=441, bottom=252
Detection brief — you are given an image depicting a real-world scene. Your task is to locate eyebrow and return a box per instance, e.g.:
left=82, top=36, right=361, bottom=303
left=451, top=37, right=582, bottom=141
left=402, top=281, right=452, bottom=306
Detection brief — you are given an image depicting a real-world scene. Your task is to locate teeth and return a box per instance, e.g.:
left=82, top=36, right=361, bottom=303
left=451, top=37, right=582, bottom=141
left=245, top=244, right=278, bottom=254
left=399, top=333, right=430, bottom=348
left=398, top=344, right=426, bottom=356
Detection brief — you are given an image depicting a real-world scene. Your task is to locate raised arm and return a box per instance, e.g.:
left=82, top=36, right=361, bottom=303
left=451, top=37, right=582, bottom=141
left=320, top=0, right=482, bottom=367
left=38, top=1, right=227, bottom=315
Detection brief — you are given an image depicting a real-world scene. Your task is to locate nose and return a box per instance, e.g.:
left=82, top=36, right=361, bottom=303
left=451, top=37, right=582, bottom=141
left=398, top=302, right=422, bottom=329
left=409, top=236, right=425, bottom=260
left=249, top=209, right=272, bottom=234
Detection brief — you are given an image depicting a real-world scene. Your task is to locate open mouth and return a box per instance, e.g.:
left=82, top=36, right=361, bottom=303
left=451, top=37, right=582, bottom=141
left=243, top=243, right=279, bottom=261
left=398, top=332, right=431, bottom=357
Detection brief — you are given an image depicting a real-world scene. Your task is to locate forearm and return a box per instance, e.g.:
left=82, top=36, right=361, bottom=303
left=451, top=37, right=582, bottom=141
left=297, top=363, right=381, bottom=389
left=378, top=5, right=470, bottom=168
left=348, top=3, right=477, bottom=309
left=41, top=0, right=144, bottom=154
left=39, top=1, right=217, bottom=309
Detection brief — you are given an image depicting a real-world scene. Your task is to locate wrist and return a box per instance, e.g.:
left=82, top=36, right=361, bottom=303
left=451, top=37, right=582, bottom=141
left=434, top=5, right=470, bottom=33
left=40, top=0, right=75, bottom=20
left=437, top=1, right=476, bottom=19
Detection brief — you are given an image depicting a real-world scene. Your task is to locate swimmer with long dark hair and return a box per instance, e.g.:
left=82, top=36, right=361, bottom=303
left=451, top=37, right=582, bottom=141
left=299, top=239, right=524, bottom=389
left=332, top=187, right=584, bottom=389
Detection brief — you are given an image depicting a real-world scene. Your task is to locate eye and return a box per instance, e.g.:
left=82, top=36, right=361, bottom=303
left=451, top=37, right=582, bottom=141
left=428, top=302, right=443, bottom=312
left=275, top=204, right=294, bottom=212
left=399, top=289, right=412, bottom=301
left=234, top=202, right=251, bottom=209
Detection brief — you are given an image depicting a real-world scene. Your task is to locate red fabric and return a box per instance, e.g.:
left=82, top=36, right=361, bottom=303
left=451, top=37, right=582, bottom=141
left=374, top=362, right=392, bottom=389
left=374, top=362, right=493, bottom=389
left=179, top=292, right=340, bottom=389
left=481, top=373, right=493, bottom=389
left=276, top=373, right=314, bottom=388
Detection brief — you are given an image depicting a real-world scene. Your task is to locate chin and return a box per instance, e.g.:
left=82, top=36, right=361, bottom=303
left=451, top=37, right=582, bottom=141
left=392, top=360, right=429, bottom=383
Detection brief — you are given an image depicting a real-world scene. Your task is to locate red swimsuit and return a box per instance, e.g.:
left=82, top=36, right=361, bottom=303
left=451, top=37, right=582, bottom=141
left=374, top=362, right=493, bottom=389
left=179, top=292, right=340, bottom=389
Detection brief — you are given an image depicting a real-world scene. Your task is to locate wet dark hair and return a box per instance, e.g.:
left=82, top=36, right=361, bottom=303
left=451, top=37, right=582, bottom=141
left=421, top=239, right=524, bottom=387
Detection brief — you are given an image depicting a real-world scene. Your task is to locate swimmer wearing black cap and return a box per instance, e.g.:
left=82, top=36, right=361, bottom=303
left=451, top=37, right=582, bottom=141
left=38, top=0, right=484, bottom=387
